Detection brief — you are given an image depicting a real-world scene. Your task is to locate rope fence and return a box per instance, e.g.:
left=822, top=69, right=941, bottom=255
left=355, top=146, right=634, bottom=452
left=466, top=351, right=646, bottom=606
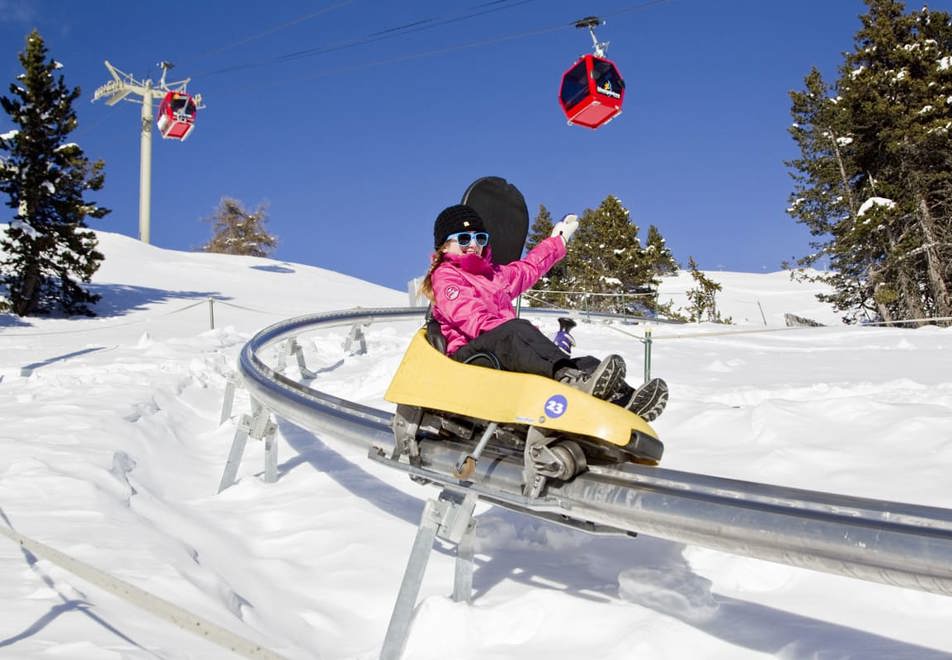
left=0, top=297, right=304, bottom=338
left=3, top=292, right=948, bottom=385
left=518, top=306, right=952, bottom=384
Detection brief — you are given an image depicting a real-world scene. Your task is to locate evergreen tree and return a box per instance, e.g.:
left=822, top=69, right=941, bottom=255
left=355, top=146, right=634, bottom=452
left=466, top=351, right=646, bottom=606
left=685, top=257, right=729, bottom=323
left=786, top=0, right=952, bottom=324
left=202, top=197, right=277, bottom=257
left=644, top=224, right=679, bottom=277
left=525, top=203, right=567, bottom=307
left=525, top=203, right=553, bottom=251
left=523, top=197, right=676, bottom=316
left=0, top=30, right=108, bottom=317
left=563, top=195, right=655, bottom=313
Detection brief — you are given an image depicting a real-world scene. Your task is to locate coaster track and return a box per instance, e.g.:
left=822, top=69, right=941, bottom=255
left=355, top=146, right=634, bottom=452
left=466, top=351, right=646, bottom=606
left=238, top=307, right=952, bottom=597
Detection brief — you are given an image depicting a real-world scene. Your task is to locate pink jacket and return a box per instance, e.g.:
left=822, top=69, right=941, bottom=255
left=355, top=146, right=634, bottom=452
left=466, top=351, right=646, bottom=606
left=431, top=236, right=566, bottom=355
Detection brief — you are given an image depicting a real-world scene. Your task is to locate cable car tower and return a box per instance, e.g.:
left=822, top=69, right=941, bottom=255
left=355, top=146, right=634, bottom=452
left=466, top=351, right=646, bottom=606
left=93, top=61, right=203, bottom=244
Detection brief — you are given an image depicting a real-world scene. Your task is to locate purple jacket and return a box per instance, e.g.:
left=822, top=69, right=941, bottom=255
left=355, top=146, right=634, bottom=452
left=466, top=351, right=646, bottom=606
left=431, top=236, right=566, bottom=355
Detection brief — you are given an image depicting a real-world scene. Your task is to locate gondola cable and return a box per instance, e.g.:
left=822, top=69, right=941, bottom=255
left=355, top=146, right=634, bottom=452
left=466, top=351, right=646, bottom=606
left=215, top=0, right=668, bottom=100
left=189, top=0, right=541, bottom=79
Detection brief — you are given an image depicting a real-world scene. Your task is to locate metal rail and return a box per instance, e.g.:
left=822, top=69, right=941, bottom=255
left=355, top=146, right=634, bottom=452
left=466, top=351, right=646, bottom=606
left=238, top=307, right=952, bottom=597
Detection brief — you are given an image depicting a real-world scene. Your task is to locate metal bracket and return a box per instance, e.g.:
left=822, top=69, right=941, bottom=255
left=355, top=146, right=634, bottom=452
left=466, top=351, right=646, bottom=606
left=217, top=398, right=278, bottom=493
left=391, top=405, right=423, bottom=467
left=522, top=428, right=587, bottom=499
left=343, top=322, right=369, bottom=356
left=273, top=337, right=318, bottom=378
left=289, top=337, right=318, bottom=378
left=522, top=428, right=552, bottom=498
left=219, top=371, right=241, bottom=425
left=381, top=489, right=479, bottom=660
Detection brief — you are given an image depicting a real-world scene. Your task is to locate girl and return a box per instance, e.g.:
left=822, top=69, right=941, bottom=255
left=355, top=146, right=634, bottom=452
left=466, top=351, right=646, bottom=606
left=421, top=204, right=667, bottom=421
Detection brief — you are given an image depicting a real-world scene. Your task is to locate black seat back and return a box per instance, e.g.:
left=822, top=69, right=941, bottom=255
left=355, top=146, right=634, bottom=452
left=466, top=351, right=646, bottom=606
left=424, top=306, right=500, bottom=369
left=425, top=317, right=448, bottom=354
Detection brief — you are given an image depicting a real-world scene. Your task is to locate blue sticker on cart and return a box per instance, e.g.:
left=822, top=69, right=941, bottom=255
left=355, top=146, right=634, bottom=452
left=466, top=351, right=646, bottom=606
left=544, top=394, right=568, bottom=419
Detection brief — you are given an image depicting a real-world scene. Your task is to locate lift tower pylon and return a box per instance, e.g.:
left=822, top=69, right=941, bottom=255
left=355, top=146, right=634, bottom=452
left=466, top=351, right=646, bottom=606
left=92, top=61, right=202, bottom=244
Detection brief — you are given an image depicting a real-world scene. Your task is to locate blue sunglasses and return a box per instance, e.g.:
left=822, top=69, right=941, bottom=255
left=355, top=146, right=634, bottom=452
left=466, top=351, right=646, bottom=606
left=446, top=231, right=490, bottom=247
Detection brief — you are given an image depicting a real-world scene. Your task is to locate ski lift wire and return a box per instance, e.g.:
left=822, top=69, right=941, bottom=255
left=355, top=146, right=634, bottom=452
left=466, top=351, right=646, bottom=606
left=276, top=0, right=542, bottom=63
left=192, top=0, right=355, bottom=60
left=190, top=0, right=543, bottom=79
left=207, top=0, right=670, bottom=97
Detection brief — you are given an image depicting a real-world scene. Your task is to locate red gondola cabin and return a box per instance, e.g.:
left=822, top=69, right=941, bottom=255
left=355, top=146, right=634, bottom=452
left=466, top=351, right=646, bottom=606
left=558, top=54, right=625, bottom=129
left=157, top=91, right=197, bottom=141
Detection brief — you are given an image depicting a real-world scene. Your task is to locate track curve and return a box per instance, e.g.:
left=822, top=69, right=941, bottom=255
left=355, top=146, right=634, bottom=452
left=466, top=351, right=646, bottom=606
left=238, top=306, right=952, bottom=597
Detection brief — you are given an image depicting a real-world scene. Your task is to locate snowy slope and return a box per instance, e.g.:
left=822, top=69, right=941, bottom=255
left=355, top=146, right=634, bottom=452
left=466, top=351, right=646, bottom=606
left=657, top=269, right=842, bottom=327
left=0, top=231, right=950, bottom=659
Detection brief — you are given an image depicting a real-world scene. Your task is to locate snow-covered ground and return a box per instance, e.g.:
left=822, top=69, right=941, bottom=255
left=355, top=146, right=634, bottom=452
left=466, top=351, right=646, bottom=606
left=1, top=230, right=950, bottom=659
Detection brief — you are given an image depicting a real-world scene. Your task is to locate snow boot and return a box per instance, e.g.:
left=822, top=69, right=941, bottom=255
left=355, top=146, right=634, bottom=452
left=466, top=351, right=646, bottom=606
left=557, top=354, right=626, bottom=400
left=612, top=377, right=669, bottom=422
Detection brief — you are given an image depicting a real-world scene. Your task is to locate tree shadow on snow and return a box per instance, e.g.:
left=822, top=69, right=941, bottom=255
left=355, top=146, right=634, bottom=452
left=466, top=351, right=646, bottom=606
left=89, top=283, right=230, bottom=317
left=0, top=284, right=226, bottom=325
left=20, top=346, right=112, bottom=373
left=0, top=312, right=30, bottom=329
left=277, top=425, right=945, bottom=659
left=249, top=264, right=295, bottom=274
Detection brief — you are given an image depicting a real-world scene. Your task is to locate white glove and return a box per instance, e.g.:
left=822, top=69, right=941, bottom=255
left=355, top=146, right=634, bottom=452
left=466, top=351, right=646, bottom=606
left=551, top=213, right=579, bottom=245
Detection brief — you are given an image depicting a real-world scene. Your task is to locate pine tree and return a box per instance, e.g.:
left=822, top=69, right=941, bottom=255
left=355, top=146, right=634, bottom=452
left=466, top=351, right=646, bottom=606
left=0, top=30, right=108, bottom=317
left=685, top=257, right=729, bottom=323
left=644, top=224, right=679, bottom=277
left=840, top=0, right=952, bottom=321
left=563, top=195, right=655, bottom=313
left=525, top=203, right=553, bottom=251
left=202, top=197, right=277, bottom=257
left=525, top=203, right=567, bottom=307
left=786, top=0, right=952, bottom=324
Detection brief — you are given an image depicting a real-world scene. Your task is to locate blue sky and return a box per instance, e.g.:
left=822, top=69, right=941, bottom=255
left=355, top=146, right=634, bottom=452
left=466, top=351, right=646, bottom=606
left=2, top=0, right=948, bottom=291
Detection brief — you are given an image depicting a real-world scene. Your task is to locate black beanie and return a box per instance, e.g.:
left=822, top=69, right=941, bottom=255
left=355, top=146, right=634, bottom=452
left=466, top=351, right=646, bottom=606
left=433, top=204, right=486, bottom=248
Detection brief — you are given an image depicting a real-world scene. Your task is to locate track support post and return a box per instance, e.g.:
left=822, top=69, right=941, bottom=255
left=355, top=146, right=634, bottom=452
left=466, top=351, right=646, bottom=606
left=381, top=489, right=478, bottom=660
left=217, top=398, right=278, bottom=492
left=343, top=321, right=369, bottom=356
left=219, top=371, right=240, bottom=425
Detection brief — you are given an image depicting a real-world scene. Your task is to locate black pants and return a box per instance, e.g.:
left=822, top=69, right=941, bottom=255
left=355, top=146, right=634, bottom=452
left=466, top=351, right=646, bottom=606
left=452, top=318, right=598, bottom=378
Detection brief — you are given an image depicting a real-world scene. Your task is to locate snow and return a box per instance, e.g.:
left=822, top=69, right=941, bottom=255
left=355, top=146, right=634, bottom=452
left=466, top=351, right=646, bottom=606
left=10, top=217, right=39, bottom=239
left=939, top=56, right=952, bottom=71
left=857, top=196, right=896, bottom=217
left=1, top=129, right=18, bottom=141
left=1, top=229, right=951, bottom=658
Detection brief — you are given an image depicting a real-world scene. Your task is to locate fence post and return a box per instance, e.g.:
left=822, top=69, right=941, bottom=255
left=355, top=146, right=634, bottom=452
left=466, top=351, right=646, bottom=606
left=757, top=300, right=768, bottom=327
left=208, top=297, right=215, bottom=330
left=643, top=327, right=652, bottom=384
